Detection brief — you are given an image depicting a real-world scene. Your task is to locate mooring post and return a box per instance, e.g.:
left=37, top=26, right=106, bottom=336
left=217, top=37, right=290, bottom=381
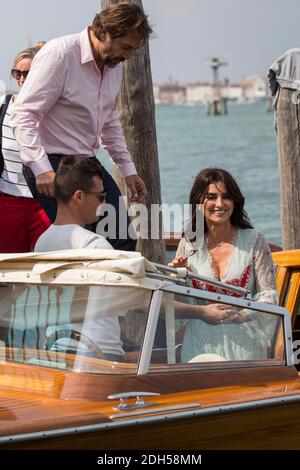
left=277, top=87, right=300, bottom=249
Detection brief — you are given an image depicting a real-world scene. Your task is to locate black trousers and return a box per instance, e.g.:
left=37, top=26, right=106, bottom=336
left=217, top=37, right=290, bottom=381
left=23, top=155, right=137, bottom=251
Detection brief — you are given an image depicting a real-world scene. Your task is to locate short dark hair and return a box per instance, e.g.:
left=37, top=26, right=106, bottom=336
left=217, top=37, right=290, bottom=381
left=92, top=2, right=152, bottom=42
left=55, top=156, right=103, bottom=203
left=187, top=167, right=253, bottom=241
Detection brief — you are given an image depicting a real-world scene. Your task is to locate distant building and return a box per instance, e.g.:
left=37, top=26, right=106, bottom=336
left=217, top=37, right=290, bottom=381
left=153, top=84, right=160, bottom=104
left=186, top=81, right=243, bottom=104
left=153, top=75, right=267, bottom=105
left=154, top=82, right=186, bottom=104
left=220, top=84, right=243, bottom=101
left=185, top=82, right=212, bottom=104
left=239, top=75, right=267, bottom=101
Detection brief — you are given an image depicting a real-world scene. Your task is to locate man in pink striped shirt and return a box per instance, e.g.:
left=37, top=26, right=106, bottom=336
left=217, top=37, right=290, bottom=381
left=11, top=2, right=152, bottom=251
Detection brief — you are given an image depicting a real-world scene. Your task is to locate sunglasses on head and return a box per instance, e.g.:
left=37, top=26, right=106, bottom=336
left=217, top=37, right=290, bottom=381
left=11, top=69, right=30, bottom=80
left=84, top=190, right=107, bottom=203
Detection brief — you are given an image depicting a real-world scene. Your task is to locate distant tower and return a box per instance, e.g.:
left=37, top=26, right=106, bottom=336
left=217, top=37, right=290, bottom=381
left=207, top=57, right=228, bottom=115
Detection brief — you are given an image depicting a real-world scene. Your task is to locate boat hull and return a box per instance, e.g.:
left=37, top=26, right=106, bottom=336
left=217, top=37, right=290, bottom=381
left=2, top=399, right=300, bottom=450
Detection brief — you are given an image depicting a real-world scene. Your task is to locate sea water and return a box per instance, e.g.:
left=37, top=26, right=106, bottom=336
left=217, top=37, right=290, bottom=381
left=156, top=101, right=280, bottom=244
left=99, top=100, right=281, bottom=244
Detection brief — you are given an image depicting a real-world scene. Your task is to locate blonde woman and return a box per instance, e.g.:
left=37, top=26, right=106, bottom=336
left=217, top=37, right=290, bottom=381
left=0, top=43, right=50, bottom=252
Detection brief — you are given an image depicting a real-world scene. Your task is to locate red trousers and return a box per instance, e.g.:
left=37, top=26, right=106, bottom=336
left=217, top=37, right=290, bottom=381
left=0, top=192, right=51, bottom=253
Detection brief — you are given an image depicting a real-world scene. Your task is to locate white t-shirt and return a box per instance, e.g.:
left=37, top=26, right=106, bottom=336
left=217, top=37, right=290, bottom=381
left=34, top=224, right=124, bottom=358
left=34, top=223, right=112, bottom=251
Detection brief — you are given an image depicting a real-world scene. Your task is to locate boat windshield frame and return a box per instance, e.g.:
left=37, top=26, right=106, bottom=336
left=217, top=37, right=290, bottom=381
left=138, top=280, right=294, bottom=374
left=0, top=252, right=294, bottom=375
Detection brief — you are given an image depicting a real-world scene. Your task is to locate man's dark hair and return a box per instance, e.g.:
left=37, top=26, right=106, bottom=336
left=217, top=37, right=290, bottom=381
left=55, top=155, right=103, bottom=203
left=92, top=2, right=152, bottom=42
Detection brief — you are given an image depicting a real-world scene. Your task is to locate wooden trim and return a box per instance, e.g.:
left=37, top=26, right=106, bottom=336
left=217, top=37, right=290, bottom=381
left=271, top=251, right=300, bottom=360
left=164, top=232, right=181, bottom=249
left=0, top=358, right=297, bottom=402
left=273, top=249, right=300, bottom=267
left=285, top=272, right=300, bottom=328
left=165, top=233, right=282, bottom=252
left=275, top=266, right=290, bottom=305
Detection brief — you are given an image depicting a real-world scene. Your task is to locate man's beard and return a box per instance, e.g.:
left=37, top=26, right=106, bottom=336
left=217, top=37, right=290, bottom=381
left=105, top=56, right=125, bottom=68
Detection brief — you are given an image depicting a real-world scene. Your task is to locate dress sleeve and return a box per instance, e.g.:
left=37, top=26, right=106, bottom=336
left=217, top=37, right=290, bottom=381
left=253, top=232, right=278, bottom=305
left=175, top=238, right=186, bottom=258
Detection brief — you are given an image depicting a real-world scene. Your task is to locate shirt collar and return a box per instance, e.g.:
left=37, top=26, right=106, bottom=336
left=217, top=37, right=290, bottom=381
left=80, top=27, right=95, bottom=64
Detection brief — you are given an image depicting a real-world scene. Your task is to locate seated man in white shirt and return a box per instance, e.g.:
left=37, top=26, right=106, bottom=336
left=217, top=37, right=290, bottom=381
left=35, top=155, right=124, bottom=361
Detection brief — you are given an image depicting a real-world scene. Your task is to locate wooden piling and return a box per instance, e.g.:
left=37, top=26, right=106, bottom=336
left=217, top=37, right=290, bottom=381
left=206, top=57, right=227, bottom=116
left=277, top=88, right=300, bottom=249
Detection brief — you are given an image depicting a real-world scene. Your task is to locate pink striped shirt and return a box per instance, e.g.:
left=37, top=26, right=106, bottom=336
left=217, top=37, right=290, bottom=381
left=11, top=28, right=136, bottom=178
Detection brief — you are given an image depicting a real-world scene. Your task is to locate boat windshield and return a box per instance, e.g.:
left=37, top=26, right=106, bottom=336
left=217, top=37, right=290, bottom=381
left=0, top=283, right=152, bottom=374
left=149, top=290, right=288, bottom=368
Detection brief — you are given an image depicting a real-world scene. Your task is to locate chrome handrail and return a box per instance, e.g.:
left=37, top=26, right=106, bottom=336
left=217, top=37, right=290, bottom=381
left=150, top=262, right=252, bottom=299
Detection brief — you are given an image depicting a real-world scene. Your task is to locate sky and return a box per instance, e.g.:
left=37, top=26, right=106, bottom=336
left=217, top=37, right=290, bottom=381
left=1, top=0, right=300, bottom=91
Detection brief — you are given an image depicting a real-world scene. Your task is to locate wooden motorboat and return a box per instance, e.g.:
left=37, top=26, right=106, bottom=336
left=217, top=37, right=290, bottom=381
left=0, top=248, right=299, bottom=450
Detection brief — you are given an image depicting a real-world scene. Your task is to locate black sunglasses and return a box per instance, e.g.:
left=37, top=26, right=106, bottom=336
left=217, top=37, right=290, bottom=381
left=11, top=69, right=30, bottom=80
left=84, top=191, right=107, bottom=203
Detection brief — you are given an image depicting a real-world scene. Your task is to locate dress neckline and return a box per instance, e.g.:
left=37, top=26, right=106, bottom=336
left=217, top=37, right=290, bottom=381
left=206, top=228, right=239, bottom=282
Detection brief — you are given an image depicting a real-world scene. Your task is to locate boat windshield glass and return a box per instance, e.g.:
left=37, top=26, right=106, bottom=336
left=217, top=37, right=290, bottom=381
left=0, top=283, right=152, bottom=374
left=149, top=291, right=286, bottom=368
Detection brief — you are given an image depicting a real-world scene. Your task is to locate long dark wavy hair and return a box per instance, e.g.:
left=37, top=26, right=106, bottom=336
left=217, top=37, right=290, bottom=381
left=187, top=168, right=253, bottom=242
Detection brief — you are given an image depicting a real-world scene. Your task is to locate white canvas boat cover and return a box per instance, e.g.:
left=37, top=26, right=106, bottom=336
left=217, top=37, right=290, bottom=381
left=0, top=249, right=163, bottom=290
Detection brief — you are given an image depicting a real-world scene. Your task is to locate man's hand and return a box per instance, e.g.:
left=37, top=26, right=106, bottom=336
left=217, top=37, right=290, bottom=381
left=36, top=171, right=56, bottom=197
left=125, top=174, right=147, bottom=203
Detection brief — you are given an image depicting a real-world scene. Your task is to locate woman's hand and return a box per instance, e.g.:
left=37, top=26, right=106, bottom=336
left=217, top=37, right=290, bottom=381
left=222, top=308, right=251, bottom=324
left=201, top=303, right=233, bottom=324
left=168, top=256, right=188, bottom=268
left=201, top=304, right=250, bottom=325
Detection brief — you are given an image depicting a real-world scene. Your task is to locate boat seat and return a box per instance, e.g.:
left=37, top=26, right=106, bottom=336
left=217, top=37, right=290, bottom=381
left=273, top=250, right=300, bottom=334
left=272, top=250, right=300, bottom=367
